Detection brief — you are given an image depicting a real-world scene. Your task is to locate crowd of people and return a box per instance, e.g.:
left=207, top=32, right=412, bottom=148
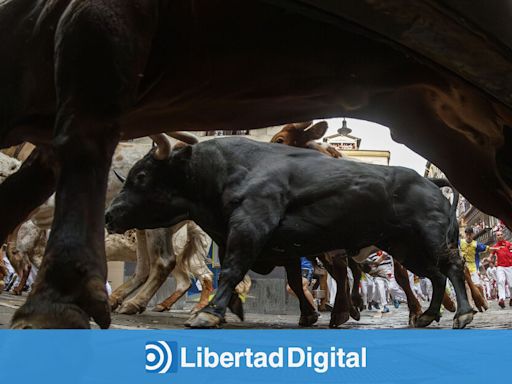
left=290, top=227, right=512, bottom=317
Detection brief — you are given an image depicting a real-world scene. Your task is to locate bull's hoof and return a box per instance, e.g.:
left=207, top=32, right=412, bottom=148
left=151, top=304, right=168, bottom=313
left=351, top=295, right=364, bottom=312
left=187, top=312, right=223, bottom=328
left=414, top=312, right=439, bottom=328
left=11, top=278, right=110, bottom=329
left=349, top=306, right=361, bottom=321
left=453, top=312, right=474, bottom=329
left=474, top=301, right=488, bottom=312
left=184, top=313, right=198, bottom=327
left=329, top=311, right=350, bottom=328
left=299, top=312, right=319, bottom=327
left=109, top=295, right=123, bottom=311
left=408, top=313, right=421, bottom=327
left=117, top=301, right=145, bottom=315
left=190, top=303, right=208, bottom=316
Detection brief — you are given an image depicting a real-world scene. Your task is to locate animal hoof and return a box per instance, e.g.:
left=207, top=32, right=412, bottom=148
left=408, top=313, right=420, bottom=327
left=349, top=306, right=361, bottom=321
left=299, top=312, right=319, bottom=327
left=190, top=304, right=207, bottom=316
left=352, top=295, right=364, bottom=312
left=414, top=313, right=436, bottom=328
left=188, top=312, right=222, bottom=328
left=453, top=312, right=474, bottom=329
left=11, top=278, right=110, bottom=329
left=184, top=313, right=198, bottom=327
left=329, top=311, right=350, bottom=328
left=151, top=304, right=168, bottom=313
left=109, top=295, right=122, bottom=311
left=117, top=301, right=144, bottom=315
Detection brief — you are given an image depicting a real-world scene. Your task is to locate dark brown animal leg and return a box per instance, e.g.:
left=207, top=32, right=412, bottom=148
left=393, top=261, right=422, bottom=326
left=284, top=260, right=318, bottom=327
left=11, top=119, right=119, bottom=329
left=319, top=254, right=354, bottom=327
left=348, top=258, right=363, bottom=311
left=11, top=0, right=154, bottom=328
left=415, top=272, right=447, bottom=328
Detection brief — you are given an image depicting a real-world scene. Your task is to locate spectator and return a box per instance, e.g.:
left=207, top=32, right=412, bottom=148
left=490, top=231, right=512, bottom=308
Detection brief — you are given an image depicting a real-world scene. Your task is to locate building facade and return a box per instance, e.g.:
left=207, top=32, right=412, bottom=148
left=424, top=162, right=510, bottom=245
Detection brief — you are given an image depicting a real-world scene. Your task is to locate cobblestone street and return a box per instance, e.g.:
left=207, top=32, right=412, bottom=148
left=1, top=292, right=511, bottom=330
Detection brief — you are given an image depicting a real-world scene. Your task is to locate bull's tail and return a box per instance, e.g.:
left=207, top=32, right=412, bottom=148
left=428, top=178, right=460, bottom=246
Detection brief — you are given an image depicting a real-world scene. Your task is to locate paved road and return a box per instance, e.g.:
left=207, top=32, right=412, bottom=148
left=1, top=292, right=511, bottom=329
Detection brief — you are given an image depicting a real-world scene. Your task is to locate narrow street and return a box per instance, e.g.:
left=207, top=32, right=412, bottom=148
left=1, top=292, right=510, bottom=330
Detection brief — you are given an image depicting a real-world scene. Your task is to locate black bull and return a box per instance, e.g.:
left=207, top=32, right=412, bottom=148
left=106, top=137, right=474, bottom=329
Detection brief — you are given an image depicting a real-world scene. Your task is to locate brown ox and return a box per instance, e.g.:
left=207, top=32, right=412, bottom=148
left=0, top=1, right=510, bottom=328
left=271, top=121, right=490, bottom=323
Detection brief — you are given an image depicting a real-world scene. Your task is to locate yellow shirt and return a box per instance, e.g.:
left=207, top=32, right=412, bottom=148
left=460, top=239, right=487, bottom=273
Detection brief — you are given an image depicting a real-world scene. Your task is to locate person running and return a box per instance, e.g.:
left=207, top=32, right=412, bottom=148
left=367, top=250, right=395, bottom=313
left=460, top=227, right=491, bottom=307
left=486, top=261, right=498, bottom=299
left=491, top=231, right=512, bottom=308
left=286, top=256, right=317, bottom=311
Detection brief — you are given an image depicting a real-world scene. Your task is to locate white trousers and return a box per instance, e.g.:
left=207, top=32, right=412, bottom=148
left=373, top=277, right=389, bottom=306
left=496, top=266, right=512, bottom=300
left=360, top=275, right=374, bottom=306
left=327, top=275, right=337, bottom=306
left=389, top=277, right=407, bottom=302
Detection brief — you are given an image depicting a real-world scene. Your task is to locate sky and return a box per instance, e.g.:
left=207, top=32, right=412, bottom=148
left=320, top=118, right=428, bottom=175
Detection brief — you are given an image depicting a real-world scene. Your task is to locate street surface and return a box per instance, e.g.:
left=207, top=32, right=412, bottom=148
left=1, top=292, right=511, bottom=329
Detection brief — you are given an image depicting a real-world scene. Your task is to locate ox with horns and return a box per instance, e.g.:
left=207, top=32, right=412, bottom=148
left=106, top=135, right=474, bottom=329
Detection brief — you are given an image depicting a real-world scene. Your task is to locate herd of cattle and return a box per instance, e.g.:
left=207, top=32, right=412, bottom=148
left=0, top=0, right=511, bottom=329
left=0, top=121, right=488, bottom=330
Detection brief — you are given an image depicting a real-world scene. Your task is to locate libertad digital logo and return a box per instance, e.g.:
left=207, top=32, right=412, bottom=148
left=145, top=342, right=366, bottom=374
left=145, top=341, right=178, bottom=374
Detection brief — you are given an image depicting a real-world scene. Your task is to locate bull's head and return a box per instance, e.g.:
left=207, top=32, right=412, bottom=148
left=105, top=133, right=197, bottom=233
left=270, top=121, right=328, bottom=147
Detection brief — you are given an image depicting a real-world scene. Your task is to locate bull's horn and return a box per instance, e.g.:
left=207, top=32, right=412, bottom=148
left=113, top=169, right=126, bottom=183
left=167, top=131, right=199, bottom=145
left=150, top=134, right=172, bottom=160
